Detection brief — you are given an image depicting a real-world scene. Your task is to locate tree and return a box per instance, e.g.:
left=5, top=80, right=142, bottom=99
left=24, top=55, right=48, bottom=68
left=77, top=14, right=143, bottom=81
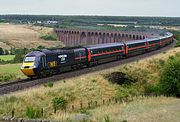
left=159, top=56, right=180, bottom=96
left=4, top=50, right=9, bottom=55
left=0, top=48, right=4, bottom=55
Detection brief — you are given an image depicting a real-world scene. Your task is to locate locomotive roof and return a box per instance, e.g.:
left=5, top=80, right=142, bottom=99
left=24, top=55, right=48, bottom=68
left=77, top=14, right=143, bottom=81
left=84, top=42, right=124, bottom=49
left=26, top=51, right=45, bottom=57
left=40, top=49, right=74, bottom=55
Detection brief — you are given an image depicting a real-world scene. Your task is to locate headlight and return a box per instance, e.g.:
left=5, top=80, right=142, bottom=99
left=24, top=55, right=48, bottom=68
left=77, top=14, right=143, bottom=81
left=29, top=66, right=36, bottom=69
left=20, top=66, right=36, bottom=69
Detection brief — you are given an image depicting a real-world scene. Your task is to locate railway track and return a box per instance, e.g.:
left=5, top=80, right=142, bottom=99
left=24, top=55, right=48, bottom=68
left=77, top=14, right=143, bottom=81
left=0, top=40, right=177, bottom=95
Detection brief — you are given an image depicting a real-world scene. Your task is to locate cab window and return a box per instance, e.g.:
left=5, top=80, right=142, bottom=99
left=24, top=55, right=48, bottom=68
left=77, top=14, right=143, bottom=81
left=24, top=57, right=36, bottom=62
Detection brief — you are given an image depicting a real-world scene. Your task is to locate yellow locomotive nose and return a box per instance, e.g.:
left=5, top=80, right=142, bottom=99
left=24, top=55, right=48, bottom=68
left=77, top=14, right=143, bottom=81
left=21, top=62, right=35, bottom=76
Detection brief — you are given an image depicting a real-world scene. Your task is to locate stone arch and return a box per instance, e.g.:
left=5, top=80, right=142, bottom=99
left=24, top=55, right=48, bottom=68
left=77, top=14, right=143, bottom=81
left=129, top=35, right=132, bottom=39
left=122, top=34, right=124, bottom=38
left=136, top=35, right=139, bottom=40
left=80, top=32, right=87, bottom=45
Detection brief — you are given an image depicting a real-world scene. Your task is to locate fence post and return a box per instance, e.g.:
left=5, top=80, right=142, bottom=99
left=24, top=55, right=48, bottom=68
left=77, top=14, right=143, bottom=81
left=12, top=108, right=15, bottom=118
left=103, top=100, right=105, bottom=105
left=109, top=99, right=111, bottom=103
left=95, top=101, right=98, bottom=106
left=80, top=103, right=83, bottom=109
left=64, top=106, right=67, bottom=113
left=88, top=102, right=91, bottom=108
left=54, top=107, right=56, bottom=114
left=115, top=98, right=118, bottom=103
left=72, top=105, right=74, bottom=111
left=41, top=108, right=43, bottom=117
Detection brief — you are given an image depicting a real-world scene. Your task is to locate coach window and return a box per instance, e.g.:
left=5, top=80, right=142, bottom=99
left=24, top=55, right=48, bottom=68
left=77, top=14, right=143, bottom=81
left=91, top=50, right=93, bottom=54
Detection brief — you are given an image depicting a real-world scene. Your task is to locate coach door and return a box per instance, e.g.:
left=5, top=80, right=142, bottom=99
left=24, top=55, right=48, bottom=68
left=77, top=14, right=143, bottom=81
left=41, top=56, right=47, bottom=68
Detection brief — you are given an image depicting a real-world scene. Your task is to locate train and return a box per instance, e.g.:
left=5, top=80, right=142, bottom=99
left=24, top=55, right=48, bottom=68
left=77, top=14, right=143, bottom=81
left=21, top=32, right=174, bottom=79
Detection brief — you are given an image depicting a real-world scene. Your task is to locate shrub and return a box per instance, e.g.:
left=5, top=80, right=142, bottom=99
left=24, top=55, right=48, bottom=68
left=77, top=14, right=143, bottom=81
left=13, top=53, right=24, bottom=63
left=0, top=74, right=16, bottom=82
left=52, top=97, right=68, bottom=111
left=158, top=59, right=165, bottom=67
left=40, top=35, right=57, bottom=41
left=26, top=106, right=41, bottom=119
left=159, top=56, right=180, bottom=96
left=0, top=48, right=4, bottom=55
left=115, top=84, right=138, bottom=100
left=44, top=82, right=54, bottom=88
left=104, top=115, right=111, bottom=122
left=175, top=41, right=180, bottom=47
left=144, top=83, right=161, bottom=95
left=104, top=72, right=132, bottom=85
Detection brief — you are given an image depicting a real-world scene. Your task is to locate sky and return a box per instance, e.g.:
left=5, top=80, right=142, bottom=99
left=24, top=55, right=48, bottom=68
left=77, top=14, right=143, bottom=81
left=0, top=0, right=179, bottom=17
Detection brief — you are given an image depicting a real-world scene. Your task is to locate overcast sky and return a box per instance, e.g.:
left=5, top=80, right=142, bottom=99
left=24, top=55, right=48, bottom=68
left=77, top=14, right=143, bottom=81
left=0, top=0, right=179, bottom=17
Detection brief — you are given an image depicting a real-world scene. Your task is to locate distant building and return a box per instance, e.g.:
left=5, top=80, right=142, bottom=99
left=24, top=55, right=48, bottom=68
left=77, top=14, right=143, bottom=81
left=37, top=21, right=42, bottom=24
left=46, top=21, right=58, bottom=24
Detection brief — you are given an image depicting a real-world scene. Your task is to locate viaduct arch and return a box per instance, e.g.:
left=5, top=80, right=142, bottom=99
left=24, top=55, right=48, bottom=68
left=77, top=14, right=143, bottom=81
left=55, top=29, right=153, bottom=46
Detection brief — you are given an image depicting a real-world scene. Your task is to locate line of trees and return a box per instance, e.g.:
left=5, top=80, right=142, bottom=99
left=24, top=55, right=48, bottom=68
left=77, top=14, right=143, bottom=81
left=0, top=46, right=46, bottom=64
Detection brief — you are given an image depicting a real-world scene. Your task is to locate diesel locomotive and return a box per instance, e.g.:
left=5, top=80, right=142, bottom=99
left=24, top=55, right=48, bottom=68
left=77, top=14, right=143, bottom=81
left=21, top=33, right=173, bottom=79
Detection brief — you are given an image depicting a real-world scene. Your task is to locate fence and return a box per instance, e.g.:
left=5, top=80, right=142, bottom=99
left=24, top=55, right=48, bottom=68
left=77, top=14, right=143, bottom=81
left=1, top=93, right=175, bottom=122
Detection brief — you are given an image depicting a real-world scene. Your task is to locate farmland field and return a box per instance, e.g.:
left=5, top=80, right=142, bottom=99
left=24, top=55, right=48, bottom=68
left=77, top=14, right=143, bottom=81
left=0, top=55, right=15, bottom=61
left=0, top=23, right=64, bottom=50
left=0, top=63, right=25, bottom=83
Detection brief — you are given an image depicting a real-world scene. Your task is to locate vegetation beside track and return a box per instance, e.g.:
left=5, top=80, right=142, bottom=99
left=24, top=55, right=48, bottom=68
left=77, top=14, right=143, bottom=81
left=0, top=55, right=15, bottom=61
left=0, top=64, right=25, bottom=83
left=0, top=47, right=179, bottom=121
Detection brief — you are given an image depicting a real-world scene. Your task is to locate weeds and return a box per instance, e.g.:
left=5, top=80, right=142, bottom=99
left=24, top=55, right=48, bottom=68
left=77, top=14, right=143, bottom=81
left=44, top=82, right=54, bottom=88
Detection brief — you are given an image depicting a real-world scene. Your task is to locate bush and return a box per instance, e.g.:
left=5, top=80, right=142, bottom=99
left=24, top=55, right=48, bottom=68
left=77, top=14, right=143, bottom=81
left=144, top=83, right=161, bottom=95
left=0, top=74, right=16, bottom=82
left=115, top=84, right=138, bottom=100
left=104, top=115, right=111, bottom=122
left=159, top=56, right=180, bottom=96
left=175, top=41, right=180, bottom=47
left=13, top=53, right=24, bottom=63
left=44, top=82, right=54, bottom=88
left=52, top=97, right=68, bottom=111
left=26, top=106, right=41, bottom=119
left=0, top=48, right=4, bottom=55
left=40, top=35, right=57, bottom=41
left=104, top=72, right=132, bottom=85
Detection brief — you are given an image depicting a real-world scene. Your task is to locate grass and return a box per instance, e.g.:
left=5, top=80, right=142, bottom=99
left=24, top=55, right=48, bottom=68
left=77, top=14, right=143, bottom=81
left=87, top=96, right=180, bottom=122
left=0, top=63, right=25, bottom=83
left=0, top=55, right=15, bottom=61
left=0, top=23, right=63, bottom=50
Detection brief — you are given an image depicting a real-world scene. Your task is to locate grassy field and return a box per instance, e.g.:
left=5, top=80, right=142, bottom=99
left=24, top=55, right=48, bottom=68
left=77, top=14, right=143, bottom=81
left=0, top=55, right=15, bottom=61
left=0, top=23, right=64, bottom=50
left=0, top=63, right=25, bottom=83
left=0, top=47, right=179, bottom=121
left=87, top=96, right=180, bottom=122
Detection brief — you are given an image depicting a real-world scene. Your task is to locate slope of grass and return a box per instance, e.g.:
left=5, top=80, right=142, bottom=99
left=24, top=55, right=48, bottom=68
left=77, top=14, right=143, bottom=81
left=0, top=47, right=179, bottom=121
left=87, top=96, right=180, bottom=122
left=0, top=55, right=15, bottom=61
left=0, top=64, right=25, bottom=83
left=0, top=23, right=63, bottom=50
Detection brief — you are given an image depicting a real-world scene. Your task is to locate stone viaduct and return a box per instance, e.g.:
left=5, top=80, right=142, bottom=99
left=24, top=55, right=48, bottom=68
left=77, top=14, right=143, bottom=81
left=55, top=29, right=154, bottom=46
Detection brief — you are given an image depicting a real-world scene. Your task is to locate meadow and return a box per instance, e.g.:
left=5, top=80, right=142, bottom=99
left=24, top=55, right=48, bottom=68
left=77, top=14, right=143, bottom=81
left=0, top=23, right=63, bottom=50
left=0, top=55, right=15, bottom=61
left=0, top=63, right=25, bottom=83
